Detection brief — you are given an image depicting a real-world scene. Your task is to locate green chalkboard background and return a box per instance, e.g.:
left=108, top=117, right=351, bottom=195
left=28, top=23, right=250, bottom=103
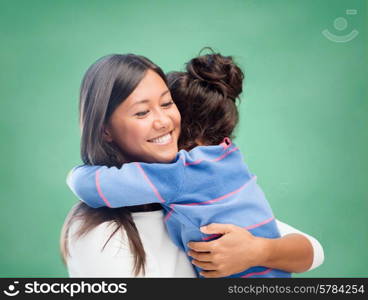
left=0, top=0, right=367, bottom=277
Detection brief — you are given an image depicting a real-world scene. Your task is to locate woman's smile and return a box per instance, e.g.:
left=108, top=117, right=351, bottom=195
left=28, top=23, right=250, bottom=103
left=147, top=130, right=174, bottom=145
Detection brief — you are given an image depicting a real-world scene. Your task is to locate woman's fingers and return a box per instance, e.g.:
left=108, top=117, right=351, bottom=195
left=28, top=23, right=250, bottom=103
left=187, top=240, right=218, bottom=252
left=188, top=224, right=263, bottom=277
left=187, top=250, right=212, bottom=262
left=200, top=223, right=235, bottom=235
left=191, top=259, right=215, bottom=271
left=199, top=270, right=224, bottom=278
left=187, top=224, right=262, bottom=277
left=188, top=223, right=238, bottom=252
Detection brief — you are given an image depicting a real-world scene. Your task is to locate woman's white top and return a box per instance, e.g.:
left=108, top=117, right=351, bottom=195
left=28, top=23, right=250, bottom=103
left=67, top=210, right=324, bottom=277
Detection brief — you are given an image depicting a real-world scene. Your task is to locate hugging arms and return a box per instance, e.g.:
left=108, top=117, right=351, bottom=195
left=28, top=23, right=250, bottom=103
left=61, top=53, right=324, bottom=277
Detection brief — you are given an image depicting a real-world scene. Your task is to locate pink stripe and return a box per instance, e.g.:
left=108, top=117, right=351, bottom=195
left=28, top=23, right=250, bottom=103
left=182, top=176, right=257, bottom=206
left=95, top=170, right=112, bottom=208
left=202, top=234, right=221, bottom=241
left=164, top=205, right=175, bottom=221
left=244, top=217, right=275, bottom=230
left=183, top=158, right=202, bottom=166
left=165, top=176, right=256, bottom=222
left=184, top=147, right=239, bottom=166
left=212, top=147, right=239, bottom=162
left=134, top=162, right=165, bottom=203
left=164, top=210, right=173, bottom=221
left=241, top=268, right=273, bottom=278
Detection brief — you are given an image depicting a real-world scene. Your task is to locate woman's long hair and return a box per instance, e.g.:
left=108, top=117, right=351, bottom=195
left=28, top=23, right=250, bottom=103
left=60, top=54, right=167, bottom=276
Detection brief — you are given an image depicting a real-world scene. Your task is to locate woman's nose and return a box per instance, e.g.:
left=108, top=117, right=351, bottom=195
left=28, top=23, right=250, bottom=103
left=152, top=110, right=171, bottom=130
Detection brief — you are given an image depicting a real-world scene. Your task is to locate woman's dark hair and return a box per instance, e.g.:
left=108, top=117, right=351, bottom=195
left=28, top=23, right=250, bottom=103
left=60, top=54, right=167, bottom=276
left=167, top=51, right=244, bottom=150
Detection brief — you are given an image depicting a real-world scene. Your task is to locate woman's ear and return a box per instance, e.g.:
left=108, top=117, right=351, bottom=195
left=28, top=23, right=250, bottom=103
left=103, top=125, right=113, bottom=142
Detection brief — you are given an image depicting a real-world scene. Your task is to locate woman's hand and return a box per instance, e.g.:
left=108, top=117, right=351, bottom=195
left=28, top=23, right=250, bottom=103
left=187, top=223, right=267, bottom=278
left=187, top=223, right=314, bottom=278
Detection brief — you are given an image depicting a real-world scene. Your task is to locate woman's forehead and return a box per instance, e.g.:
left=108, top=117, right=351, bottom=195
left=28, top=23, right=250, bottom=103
left=126, top=70, right=169, bottom=104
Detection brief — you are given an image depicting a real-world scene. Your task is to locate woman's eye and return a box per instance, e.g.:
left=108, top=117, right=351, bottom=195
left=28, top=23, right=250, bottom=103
left=135, top=110, right=149, bottom=117
left=162, top=100, right=174, bottom=107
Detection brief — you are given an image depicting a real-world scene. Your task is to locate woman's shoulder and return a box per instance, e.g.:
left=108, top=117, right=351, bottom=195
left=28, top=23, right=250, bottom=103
left=66, top=210, right=196, bottom=277
left=68, top=218, right=129, bottom=253
left=66, top=218, right=135, bottom=277
left=66, top=209, right=171, bottom=265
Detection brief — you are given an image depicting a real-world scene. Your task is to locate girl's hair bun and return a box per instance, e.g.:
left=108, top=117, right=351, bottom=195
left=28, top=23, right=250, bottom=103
left=167, top=50, right=244, bottom=149
left=186, top=51, right=244, bottom=101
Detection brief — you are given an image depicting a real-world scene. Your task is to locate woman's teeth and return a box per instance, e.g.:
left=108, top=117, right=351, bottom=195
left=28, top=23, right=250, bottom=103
left=149, top=133, right=172, bottom=144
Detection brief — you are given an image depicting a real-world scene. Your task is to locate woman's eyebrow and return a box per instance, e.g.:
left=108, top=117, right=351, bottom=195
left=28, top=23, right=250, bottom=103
left=160, top=90, right=170, bottom=98
left=131, top=90, right=170, bottom=106
left=132, top=99, right=150, bottom=106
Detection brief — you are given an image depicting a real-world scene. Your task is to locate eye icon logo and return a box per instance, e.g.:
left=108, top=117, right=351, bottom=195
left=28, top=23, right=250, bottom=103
left=3, top=282, right=20, bottom=297
left=322, top=9, right=359, bottom=43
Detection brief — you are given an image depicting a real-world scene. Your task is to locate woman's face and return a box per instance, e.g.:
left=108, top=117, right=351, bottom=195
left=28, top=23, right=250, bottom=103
left=105, top=70, right=181, bottom=163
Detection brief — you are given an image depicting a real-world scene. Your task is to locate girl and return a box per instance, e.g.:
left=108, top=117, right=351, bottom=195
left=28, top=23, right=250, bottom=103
left=61, top=55, right=324, bottom=277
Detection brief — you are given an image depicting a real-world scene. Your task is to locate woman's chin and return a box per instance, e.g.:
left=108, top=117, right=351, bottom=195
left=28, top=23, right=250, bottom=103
left=145, top=141, right=178, bottom=163
left=152, top=152, right=177, bottom=163
left=147, top=147, right=178, bottom=163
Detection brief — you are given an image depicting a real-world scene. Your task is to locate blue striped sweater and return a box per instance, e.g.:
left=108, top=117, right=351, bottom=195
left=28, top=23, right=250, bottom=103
left=67, top=139, right=291, bottom=278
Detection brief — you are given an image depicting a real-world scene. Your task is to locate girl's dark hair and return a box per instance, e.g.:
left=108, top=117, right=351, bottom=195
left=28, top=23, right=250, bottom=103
left=167, top=51, right=244, bottom=150
left=60, top=54, right=167, bottom=276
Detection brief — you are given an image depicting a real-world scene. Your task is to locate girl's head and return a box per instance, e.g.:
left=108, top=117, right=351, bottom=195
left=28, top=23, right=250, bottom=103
left=167, top=52, right=244, bottom=150
left=80, top=54, right=181, bottom=166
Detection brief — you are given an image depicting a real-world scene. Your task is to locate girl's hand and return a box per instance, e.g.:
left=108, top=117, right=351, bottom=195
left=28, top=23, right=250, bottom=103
left=187, top=223, right=267, bottom=278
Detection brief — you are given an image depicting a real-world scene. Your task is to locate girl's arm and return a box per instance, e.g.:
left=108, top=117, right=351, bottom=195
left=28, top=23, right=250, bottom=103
left=187, top=222, right=324, bottom=278
left=66, top=162, right=183, bottom=208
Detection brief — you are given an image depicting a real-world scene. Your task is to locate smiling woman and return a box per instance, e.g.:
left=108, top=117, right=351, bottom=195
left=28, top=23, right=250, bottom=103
left=61, top=53, right=324, bottom=278
left=104, top=70, right=181, bottom=163
left=61, top=54, right=176, bottom=276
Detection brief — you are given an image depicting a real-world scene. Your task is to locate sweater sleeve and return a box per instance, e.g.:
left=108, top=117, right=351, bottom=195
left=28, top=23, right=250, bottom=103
left=275, top=219, right=325, bottom=271
left=66, top=161, right=183, bottom=208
